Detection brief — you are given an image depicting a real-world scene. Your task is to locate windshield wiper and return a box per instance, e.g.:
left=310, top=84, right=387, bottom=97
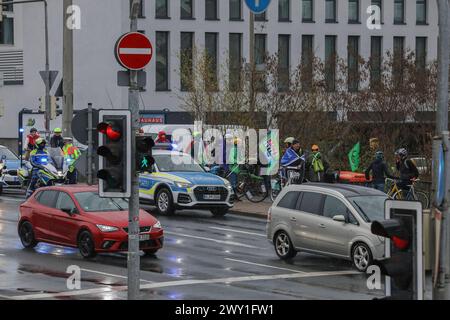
left=111, top=199, right=126, bottom=211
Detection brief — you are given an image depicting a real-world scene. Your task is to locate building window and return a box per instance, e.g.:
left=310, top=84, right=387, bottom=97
left=416, top=37, right=427, bottom=71
left=255, top=34, right=267, bottom=92
left=180, top=32, right=194, bottom=91
left=130, top=0, right=145, bottom=18
left=1, top=2, right=14, bottom=45
left=370, top=36, right=382, bottom=88
left=230, top=0, right=242, bottom=20
left=394, top=0, right=405, bottom=24
left=325, top=0, right=337, bottom=23
left=205, top=0, right=218, bottom=20
left=278, top=34, right=290, bottom=92
left=255, top=12, right=267, bottom=21
left=393, top=36, right=405, bottom=86
left=181, top=0, right=194, bottom=19
left=371, top=0, right=382, bottom=23
left=325, top=35, right=336, bottom=91
left=302, top=0, right=314, bottom=22
left=156, top=31, right=169, bottom=91
left=348, top=36, right=359, bottom=92
left=416, top=0, right=427, bottom=24
left=205, top=32, right=218, bottom=90
left=348, top=0, right=359, bottom=23
left=301, top=35, right=314, bottom=90
left=155, top=0, right=168, bottom=18
left=229, top=33, right=242, bottom=91
left=279, top=0, right=290, bottom=21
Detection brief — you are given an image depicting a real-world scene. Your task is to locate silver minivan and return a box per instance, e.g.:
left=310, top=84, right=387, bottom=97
left=267, top=183, right=388, bottom=271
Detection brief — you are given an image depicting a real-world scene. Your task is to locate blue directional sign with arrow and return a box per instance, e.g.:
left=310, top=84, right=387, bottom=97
left=245, top=0, right=271, bottom=14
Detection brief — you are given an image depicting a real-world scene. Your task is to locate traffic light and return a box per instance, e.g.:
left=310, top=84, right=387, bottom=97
left=50, top=96, right=58, bottom=120
left=371, top=200, right=423, bottom=300
left=97, top=110, right=131, bottom=198
left=136, top=136, right=155, bottom=172
left=39, top=96, right=45, bottom=112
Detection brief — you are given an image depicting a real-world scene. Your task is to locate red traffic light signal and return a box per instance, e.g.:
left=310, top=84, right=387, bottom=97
left=371, top=219, right=410, bottom=251
left=97, top=122, right=122, bottom=141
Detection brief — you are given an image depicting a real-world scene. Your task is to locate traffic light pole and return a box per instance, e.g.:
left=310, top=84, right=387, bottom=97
left=127, top=0, right=141, bottom=300
left=433, top=0, right=450, bottom=300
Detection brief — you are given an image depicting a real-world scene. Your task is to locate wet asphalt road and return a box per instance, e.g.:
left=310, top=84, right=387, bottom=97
left=0, top=190, right=384, bottom=300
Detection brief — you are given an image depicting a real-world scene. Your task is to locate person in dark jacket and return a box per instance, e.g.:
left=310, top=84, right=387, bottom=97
left=395, top=148, right=419, bottom=191
left=50, top=128, right=64, bottom=149
left=365, top=151, right=395, bottom=192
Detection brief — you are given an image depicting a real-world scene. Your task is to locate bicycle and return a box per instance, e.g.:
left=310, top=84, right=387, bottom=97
left=270, top=166, right=306, bottom=202
left=225, top=164, right=269, bottom=203
left=385, top=178, right=430, bottom=209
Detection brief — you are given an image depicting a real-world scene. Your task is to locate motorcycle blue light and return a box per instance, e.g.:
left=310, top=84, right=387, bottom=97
left=19, top=128, right=24, bottom=133
left=40, top=157, right=48, bottom=164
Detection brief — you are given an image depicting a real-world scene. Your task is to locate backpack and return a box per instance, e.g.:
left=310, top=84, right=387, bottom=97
left=312, top=153, right=325, bottom=173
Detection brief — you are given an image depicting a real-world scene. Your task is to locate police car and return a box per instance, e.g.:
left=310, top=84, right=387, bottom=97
left=0, top=145, right=23, bottom=195
left=139, top=149, right=234, bottom=216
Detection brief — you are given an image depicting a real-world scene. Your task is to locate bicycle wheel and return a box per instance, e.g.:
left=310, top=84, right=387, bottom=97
left=414, top=191, right=430, bottom=209
left=244, top=178, right=268, bottom=203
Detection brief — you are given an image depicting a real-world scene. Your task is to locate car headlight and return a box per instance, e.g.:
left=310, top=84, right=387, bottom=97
left=224, top=180, right=233, bottom=190
left=175, top=182, right=193, bottom=189
left=96, top=224, right=119, bottom=233
left=153, top=220, right=162, bottom=229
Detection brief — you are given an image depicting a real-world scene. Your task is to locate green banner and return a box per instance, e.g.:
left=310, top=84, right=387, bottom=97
left=348, top=142, right=360, bottom=172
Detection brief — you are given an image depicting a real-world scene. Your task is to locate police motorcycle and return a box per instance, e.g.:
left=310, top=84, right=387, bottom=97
left=26, top=147, right=70, bottom=188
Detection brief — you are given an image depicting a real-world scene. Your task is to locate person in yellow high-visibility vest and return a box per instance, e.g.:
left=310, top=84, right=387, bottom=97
left=62, top=137, right=81, bottom=184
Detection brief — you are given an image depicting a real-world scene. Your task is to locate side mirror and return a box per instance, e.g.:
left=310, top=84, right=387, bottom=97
left=332, top=215, right=346, bottom=223
left=204, top=166, right=211, bottom=172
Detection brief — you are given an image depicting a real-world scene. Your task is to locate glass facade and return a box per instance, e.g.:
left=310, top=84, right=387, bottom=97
left=348, top=36, right=359, bottom=92
left=325, top=35, right=336, bottom=91
left=229, top=33, right=242, bottom=91
left=394, top=0, right=405, bottom=24
left=279, top=0, right=290, bottom=21
left=348, top=0, right=360, bottom=23
left=180, top=32, right=194, bottom=91
left=181, top=0, right=194, bottom=19
left=230, top=0, right=242, bottom=20
left=206, top=0, right=218, bottom=20
left=325, top=0, right=337, bottom=22
left=155, top=0, right=168, bottom=18
left=416, top=0, right=427, bottom=24
left=278, top=34, right=290, bottom=91
left=370, top=36, right=382, bottom=88
left=302, top=0, right=313, bottom=22
left=156, top=31, right=169, bottom=91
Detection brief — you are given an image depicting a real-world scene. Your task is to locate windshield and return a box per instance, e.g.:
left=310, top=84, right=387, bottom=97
left=154, top=154, right=204, bottom=172
left=74, top=192, right=129, bottom=212
left=349, top=195, right=388, bottom=222
left=0, top=147, right=19, bottom=161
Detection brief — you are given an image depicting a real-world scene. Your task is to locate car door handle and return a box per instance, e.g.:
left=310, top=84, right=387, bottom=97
left=318, top=223, right=326, bottom=228
left=290, top=217, right=297, bottom=221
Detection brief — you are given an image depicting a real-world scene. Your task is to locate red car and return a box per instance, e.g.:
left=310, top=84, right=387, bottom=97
left=18, top=185, right=163, bottom=258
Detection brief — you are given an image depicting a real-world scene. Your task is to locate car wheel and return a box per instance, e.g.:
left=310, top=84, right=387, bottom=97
left=19, top=221, right=38, bottom=248
left=143, top=249, right=158, bottom=256
left=274, top=231, right=297, bottom=260
left=155, top=188, right=175, bottom=215
left=352, top=242, right=373, bottom=272
left=210, top=208, right=229, bottom=217
left=78, top=231, right=97, bottom=259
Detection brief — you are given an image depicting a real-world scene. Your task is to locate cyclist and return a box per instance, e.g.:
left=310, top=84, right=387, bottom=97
left=395, top=148, right=419, bottom=192
left=25, top=128, right=40, bottom=160
left=26, top=138, right=50, bottom=198
left=364, top=151, right=395, bottom=192
left=306, top=144, right=329, bottom=182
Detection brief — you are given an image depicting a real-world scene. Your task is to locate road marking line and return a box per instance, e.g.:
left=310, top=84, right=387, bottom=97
left=164, top=231, right=260, bottom=249
left=225, top=258, right=308, bottom=274
left=0, top=294, right=14, bottom=300
left=209, top=227, right=266, bottom=237
left=8, top=270, right=360, bottom=300
left=0, top=253, right=5, bottom=256
left=81, top=268, right=153, bottom=283
left=0, top=197, right=24, bottom=202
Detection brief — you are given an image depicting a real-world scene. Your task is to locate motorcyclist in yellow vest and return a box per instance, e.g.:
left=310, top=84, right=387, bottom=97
left=62, top=137, right=80, bottom=184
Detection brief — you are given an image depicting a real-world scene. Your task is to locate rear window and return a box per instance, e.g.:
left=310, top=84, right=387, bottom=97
left=298, top=192, right=324, bottom=215
left=277, top=191, right=301, bottom=210
left=36, top=191, right=58, bottom=208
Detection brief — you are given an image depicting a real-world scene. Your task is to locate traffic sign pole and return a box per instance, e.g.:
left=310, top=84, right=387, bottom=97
left=127, top=0, right=142, bottom=301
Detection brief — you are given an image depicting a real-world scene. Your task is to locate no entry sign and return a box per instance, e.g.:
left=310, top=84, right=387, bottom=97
left=115, top=32, right=153, bottom=70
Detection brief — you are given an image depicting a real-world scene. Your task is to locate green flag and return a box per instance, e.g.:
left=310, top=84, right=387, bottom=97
left=348, top=142, right=360, bottom=172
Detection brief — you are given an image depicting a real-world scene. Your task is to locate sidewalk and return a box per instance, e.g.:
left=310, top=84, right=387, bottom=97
left=229, top=199, right=271, bottom=219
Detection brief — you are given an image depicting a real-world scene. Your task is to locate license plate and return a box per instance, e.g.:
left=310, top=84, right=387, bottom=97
left=139, top=234, right=150, bottom=241
left=204, top=194, right=221, bottom=200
